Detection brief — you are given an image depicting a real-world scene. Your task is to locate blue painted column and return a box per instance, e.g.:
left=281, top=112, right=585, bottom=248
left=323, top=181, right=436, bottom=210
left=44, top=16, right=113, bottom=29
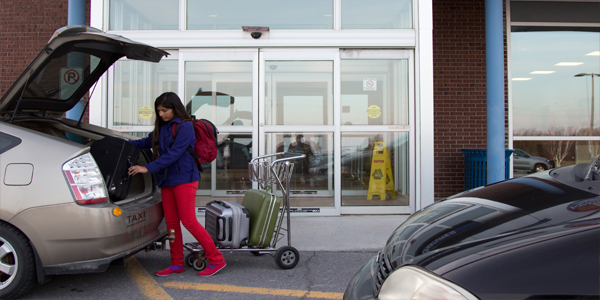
left=485, top=0, right=505, bottom=184
left=66, top=0, right=86, bottom=122
left=66, top=0, right=86, bottom=142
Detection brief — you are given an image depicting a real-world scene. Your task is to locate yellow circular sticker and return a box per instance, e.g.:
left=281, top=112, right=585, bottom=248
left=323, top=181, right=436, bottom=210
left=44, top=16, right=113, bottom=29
left=367, top=105, right=381, bottom=119
left=139, top=106, right=153, bottom=119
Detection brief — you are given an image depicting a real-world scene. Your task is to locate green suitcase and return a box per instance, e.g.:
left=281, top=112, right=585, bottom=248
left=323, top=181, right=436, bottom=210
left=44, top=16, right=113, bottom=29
left=241, top=189, right=281, bottom=248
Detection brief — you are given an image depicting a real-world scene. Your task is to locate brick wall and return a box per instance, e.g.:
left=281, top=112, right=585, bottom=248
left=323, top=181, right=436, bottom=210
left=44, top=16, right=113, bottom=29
left=432, top=0, right=507, bottom=198
left=1, top=0, right=89, bottom=118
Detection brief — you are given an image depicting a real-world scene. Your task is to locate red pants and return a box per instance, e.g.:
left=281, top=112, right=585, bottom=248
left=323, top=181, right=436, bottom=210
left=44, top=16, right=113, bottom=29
left=161, top=181, right=225, bottom=266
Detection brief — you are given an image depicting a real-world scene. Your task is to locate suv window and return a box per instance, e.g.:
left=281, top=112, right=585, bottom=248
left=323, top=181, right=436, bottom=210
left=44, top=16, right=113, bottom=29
left=0, top=132, right=22, bottom=154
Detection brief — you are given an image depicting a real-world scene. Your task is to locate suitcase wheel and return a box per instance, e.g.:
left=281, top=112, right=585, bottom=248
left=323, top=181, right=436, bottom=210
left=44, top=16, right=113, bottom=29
left=185, top=252, right=207, bottom=271
left=274, top=246, right=299, bottom=270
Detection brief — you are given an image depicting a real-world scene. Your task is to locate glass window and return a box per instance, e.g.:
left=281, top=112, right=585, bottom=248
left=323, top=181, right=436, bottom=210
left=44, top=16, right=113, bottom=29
left=341, top=59, right=409, bottom=125
left=341, top=131, right=409, bottom=206
left=0, top=133, right=21, bottom=155
left=187, top=0, right=333, bottom=30
left=265, top=61, right=333, bottom=126
left=342, top=0, right=413, bottom=29
left=266, top=132, right=334, bottom=207
left=513, top=140, right=600, bottom=177
left=511, top=1, right=600, bottom=24
left=109, top=0, right=179, bottom=30
left=24, top=52, right=100, bottom=101
left=511, top=31, right=600, bottom=136
left=184, top=62, right=253, bottom=126
left=112, top=59, right=178, bottom=126
left=208, top=133, right=253, bottom=192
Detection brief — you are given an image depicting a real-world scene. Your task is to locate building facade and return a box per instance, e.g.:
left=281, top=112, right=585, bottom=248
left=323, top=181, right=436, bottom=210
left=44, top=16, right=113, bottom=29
left=2, top=0, right=599, bottom=215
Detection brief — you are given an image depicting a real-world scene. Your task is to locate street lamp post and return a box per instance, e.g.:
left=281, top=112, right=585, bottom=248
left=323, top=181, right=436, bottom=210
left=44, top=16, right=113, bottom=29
left=575, top=73, right=599, bottom=136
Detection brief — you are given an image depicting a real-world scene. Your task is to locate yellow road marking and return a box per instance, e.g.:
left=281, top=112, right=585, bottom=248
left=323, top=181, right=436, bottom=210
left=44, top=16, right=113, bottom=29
left=163, top=281, right=343, bottom=299
left=125, top=257, right=174, bottom=300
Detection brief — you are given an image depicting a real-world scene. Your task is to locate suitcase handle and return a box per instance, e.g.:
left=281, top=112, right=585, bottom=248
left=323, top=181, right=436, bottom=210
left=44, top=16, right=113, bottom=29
left=208, top=200, right=231, bottom=209
left=228, top=217, right=232, bottom=242
left=215, top=217, right=226, bottom=241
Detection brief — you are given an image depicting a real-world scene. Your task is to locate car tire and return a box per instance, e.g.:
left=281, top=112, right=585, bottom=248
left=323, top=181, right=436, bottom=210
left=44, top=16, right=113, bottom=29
left=533, top=163, right=548, bottom=172
left=0, top=223, right=36, bottom=299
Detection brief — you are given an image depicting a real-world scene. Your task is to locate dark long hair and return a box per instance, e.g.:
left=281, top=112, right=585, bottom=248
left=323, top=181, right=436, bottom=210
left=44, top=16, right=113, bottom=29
left=151, top=92, right=190, bottom=160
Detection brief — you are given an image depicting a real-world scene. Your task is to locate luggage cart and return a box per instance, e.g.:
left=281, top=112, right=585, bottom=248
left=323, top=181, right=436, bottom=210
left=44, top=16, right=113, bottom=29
left=184, top=152, right=305, bottom=270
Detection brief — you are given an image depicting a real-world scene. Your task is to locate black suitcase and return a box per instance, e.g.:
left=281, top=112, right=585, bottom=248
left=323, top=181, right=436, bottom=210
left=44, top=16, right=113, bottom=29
left=90, top=136, right=140, bottom=200
left=205, top=201, right=250, bottom=248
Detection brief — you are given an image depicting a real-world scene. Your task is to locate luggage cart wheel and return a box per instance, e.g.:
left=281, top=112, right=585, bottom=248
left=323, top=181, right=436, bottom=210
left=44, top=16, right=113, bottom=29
left=275, top=246, right=300, bottom=269
left=185, top=253, right=207, bottom=271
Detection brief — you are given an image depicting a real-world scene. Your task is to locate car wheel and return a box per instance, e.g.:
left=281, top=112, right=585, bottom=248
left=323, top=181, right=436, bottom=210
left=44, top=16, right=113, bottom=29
left=274, top=246, right=299, bottom=269
left=0, top=223, right=36, bottom=299
left=533, top=164, right=548, bottom=172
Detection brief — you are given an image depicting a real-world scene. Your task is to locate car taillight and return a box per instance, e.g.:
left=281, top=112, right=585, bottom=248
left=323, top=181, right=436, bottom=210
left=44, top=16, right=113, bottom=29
left=62, top=153, right=108, bottom=205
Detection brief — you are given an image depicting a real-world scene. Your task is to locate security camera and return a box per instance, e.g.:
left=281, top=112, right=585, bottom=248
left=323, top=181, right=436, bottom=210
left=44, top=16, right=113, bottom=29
left=242, top=26, right=269, bottom=39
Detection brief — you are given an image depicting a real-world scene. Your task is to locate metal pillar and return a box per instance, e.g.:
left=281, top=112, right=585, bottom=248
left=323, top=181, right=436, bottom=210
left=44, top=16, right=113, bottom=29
left=485, top=0, right=505, bottom=184
left=66, top=0, right=86, bottom=122
left=66, top=0, right=87, bottom=142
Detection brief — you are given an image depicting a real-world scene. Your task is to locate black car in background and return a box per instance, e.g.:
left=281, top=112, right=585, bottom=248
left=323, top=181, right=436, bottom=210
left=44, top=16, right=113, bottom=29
left=344, top=159, right=600, bottom=300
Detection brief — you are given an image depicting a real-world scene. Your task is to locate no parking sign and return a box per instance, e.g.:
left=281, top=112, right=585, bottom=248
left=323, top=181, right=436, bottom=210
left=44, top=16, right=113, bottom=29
left=60, top=67, right=83, bottom=98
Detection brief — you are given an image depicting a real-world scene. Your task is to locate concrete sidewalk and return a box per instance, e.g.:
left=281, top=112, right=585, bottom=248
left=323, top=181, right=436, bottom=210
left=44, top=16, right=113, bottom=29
left=183, top=214, right=408, bottom=252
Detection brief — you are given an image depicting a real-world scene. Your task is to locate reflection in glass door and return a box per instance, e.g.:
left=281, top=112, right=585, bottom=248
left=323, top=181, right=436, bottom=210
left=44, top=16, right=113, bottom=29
left=173, top=49, right=412, bottom=214
left=340, top=51, right=413, bottom=213
left=181, top=51, right=257, bottom=201
left=260, top=53, right=336, bottom=210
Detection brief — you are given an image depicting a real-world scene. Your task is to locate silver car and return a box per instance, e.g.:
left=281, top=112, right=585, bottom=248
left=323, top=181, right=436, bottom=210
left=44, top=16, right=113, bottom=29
left=0, top=26, right=168, bottom=299
left=513, top=148, right=553, bottom=173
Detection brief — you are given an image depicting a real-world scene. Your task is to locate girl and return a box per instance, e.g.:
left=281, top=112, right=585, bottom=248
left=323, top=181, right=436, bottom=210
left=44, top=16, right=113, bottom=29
left=128, top=92, right=226, bottom=277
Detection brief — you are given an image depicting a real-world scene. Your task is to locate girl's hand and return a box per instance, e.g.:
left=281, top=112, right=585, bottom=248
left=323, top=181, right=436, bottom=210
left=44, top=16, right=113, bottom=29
left=128, top=165, right=148, bottom=176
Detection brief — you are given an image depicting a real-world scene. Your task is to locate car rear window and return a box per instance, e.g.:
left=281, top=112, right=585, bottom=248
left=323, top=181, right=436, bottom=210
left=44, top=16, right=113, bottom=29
left=0, top=132, right=22, bottom=154
left=23, top=51, right=101, bottom=101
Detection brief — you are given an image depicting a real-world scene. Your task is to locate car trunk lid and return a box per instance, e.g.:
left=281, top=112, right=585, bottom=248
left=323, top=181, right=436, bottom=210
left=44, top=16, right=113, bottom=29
left=0, top=25, right=168, bottom=117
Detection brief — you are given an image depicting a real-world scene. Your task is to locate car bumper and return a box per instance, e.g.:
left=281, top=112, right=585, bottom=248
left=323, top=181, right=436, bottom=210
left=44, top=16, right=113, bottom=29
left=344, top=256, right=377, bottom=300
left=9, top=193, right=166, bottom=270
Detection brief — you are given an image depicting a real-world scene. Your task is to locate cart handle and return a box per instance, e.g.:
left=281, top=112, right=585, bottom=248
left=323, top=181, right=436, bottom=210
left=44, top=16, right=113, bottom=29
left=272, top=154, right=306, bottom=165
left=250, top=152, right=285, bottom=164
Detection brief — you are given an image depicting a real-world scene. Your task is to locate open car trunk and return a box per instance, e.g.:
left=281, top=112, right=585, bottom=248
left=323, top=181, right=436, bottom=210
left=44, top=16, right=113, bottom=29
left=0, top=25, right=168, bottom=203
left=12, top=117, right=155, bottom=203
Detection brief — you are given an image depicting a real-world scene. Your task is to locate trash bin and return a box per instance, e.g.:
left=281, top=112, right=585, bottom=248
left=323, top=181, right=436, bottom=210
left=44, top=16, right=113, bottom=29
left=461, top=149, right=514, bottom=190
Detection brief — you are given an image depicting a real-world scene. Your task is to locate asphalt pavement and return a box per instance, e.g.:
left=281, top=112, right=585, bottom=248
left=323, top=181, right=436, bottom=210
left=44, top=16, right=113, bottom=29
left=22, top=214, right=409, bottom=299
left=184, top=214, right=408, bottom=252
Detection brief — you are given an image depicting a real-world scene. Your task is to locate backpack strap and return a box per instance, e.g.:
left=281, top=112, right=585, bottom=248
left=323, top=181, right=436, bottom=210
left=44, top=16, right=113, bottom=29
left=172, top=120, right=201, bottom=161
left=166, top=120, right=203, bottom=176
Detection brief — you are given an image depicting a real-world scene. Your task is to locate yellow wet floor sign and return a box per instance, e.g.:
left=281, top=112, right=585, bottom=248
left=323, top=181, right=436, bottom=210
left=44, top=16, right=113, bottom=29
left=368, top=141, right=396, bottom=200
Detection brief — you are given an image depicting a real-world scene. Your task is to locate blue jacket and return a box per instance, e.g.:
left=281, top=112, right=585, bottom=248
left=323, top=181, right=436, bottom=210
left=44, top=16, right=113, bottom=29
left=129, top=116, right=200, bottom=187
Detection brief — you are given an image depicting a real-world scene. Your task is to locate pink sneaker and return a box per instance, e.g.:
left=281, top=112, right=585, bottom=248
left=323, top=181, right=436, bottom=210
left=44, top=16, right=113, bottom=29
left=155, top=265, right=184, bottom=276
left=198, top=261, right=226, bottom=276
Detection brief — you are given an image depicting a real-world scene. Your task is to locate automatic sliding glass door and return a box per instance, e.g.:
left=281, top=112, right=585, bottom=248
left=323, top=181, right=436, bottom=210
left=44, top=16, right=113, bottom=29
left=181, top=50, right=258, bottom=202
left=259, top=51, right=337, bottom=211
left=133, top=48, right=415, bottom=214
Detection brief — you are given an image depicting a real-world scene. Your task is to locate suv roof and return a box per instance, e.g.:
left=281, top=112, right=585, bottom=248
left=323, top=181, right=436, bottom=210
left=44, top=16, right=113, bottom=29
left=0, top=25, right=169, bottom=116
